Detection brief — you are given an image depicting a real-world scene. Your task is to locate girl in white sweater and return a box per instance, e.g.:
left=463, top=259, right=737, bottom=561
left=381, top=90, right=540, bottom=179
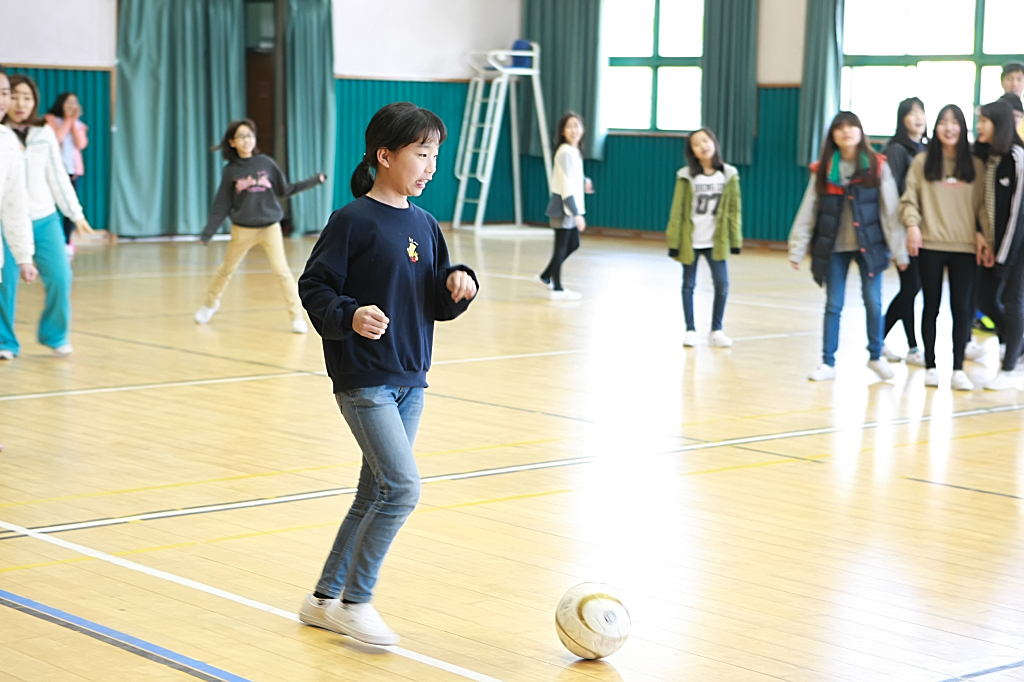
left=540, top=112, right=591, bottom=301
left=0, top=75, right=92, bottom=358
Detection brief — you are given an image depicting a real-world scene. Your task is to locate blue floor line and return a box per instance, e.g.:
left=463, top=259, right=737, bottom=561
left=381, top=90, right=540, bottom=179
left=0, top=588, right=253, bottom=682
left=935, top=659, right=1024, bottom=682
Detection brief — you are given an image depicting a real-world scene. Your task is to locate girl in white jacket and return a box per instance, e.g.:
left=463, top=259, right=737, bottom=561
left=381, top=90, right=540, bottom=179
left=0, top=74, right=92, bottom=358
left=540, top=112, right=591, bottom=301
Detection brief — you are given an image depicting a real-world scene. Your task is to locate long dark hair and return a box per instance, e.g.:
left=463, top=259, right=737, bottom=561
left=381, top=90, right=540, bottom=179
left=46, top=92, right=76, bottom=118
left=815, top=111, right=879, bottom=194
left=924, top=105, right=975, bottom=183
left=684, top=127, right=725, bottom=176
left=351, top=102, right=447, bottom=198
left=553, top=111, right=585, bottom=156
left=1, top=74, right=45, bottom=126
left=890, top=97, right=927, bottom=150
left=213, top=119, right=260, bottom=162
left=976, top=100, right=1024, bottom=157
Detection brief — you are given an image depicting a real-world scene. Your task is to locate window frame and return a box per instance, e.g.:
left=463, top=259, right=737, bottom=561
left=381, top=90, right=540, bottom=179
left=606, top=0, right=702, bottom=133
left=842, top=0, right=1019, bottom=130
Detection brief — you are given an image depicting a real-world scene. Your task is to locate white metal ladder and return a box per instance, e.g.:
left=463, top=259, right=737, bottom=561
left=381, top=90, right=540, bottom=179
left=452, top=42, right=553, bottom=231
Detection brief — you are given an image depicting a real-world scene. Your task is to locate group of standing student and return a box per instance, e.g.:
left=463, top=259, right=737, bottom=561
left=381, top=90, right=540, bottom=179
left=0, top=71, right=92, bottom=361
left=788, top=60, right=1024, bottom=391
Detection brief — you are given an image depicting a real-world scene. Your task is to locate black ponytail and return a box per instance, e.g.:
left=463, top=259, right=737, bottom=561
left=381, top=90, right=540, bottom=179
left=350, top=157, right=375, bottom=198
left=351, top=102, right=447, bottom=198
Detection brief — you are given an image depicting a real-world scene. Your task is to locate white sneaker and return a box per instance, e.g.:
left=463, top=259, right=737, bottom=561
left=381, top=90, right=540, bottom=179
left=194, top=301, right=220, bottom=324
left=924, top=368, right=939, bottom=386
left=881, top=344, right=903, bottom=362
left=299, top=593, right=339, bottom=631
left=52, top=344, right=73, bottom=357
left=291, top=318, right=308, bottom=334
left=682, top=330, right=699, bottom=347
left=0, top=350, right=14, bottom=360
left=708, top=330, right=733, bottom=348
left=550, top=289, right=582, bottom=301
left=905, top=349, right=926, bottom=366
left=538, top=275, right=553, bottom=290
left=324, top=601, right=400, bottom=646
left=809, top=363, right=836, bottom=381
left=950, top=370, right=974, bottom=391
left=984, top=371, right=1017, bottom=391
left=963, top=340, right=988, bottom=361
left=867, top=358, right=895, bottom=380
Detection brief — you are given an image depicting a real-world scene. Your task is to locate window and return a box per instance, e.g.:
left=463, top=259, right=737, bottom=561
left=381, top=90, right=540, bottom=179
left=601, top=0, right=704, bottom=132
left=841, top=0, right=1024, bottom=137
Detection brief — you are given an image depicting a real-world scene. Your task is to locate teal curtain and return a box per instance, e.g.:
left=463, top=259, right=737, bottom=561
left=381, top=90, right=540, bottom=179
left=286, top=0, right=336, bottom=234
left=797, top=0, right=844, bottom=166
left=520, top=0, right=605, bottom=161
left=701, top=0, right=758, bottom=165
left=110, top=0, right=245, bottom=237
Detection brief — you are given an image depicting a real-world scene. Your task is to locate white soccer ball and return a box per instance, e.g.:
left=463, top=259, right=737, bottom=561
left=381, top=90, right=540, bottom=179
left=554, top=582, right=631, bottom=659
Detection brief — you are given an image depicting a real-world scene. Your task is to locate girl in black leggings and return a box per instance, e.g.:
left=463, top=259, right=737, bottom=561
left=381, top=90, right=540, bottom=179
left=899, top=105, right=989, bottom=391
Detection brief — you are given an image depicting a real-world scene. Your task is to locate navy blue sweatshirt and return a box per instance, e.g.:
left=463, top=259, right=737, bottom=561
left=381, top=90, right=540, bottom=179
left=299, top=196, right=478, bottom=392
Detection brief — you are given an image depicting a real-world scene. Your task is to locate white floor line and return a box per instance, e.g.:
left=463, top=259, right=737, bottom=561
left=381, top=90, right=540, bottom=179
left=0, top=372, right=311, bottom=402
left=728, top=331, right=819, bottom=342
left=434, top=349, right=586, bottom=365
left=0, top=518, right=504, bottom=682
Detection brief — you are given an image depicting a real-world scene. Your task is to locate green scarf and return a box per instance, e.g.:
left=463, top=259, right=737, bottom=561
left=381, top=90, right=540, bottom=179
left=827, top=151, right=871, bottom=186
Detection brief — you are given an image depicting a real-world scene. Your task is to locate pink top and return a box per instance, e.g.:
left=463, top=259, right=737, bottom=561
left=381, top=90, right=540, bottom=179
left=45, top=114, right=88, bottom=177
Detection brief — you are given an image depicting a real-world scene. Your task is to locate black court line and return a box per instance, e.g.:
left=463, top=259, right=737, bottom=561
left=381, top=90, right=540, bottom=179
left=935, top=659, right=1024, bottom=681
left=5, top=401, right=1022, bottom=541
left=905, top=477, right=1022, bottom=500
left=0, top=589, right=252, bottom=682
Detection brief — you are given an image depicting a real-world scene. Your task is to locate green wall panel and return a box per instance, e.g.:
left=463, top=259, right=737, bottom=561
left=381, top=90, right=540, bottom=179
left=8, top=67, right=112, bottom=230
left=334, top=82, right=807, bottom=241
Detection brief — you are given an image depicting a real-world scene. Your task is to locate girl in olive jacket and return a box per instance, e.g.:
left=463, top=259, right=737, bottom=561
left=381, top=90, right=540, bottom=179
left=665, top=127, right=742, bottom=348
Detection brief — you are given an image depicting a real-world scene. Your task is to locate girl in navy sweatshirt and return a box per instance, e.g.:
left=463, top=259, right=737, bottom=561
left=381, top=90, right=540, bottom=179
left=195, top=118, right=325, bottom=333
left=296, top=102, right=478, bottom=646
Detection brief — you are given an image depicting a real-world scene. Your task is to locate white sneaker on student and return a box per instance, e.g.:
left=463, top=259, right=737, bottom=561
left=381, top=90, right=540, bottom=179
left=924, top=368, right=939, bottom=387
left=0, top=350, right=13, bottom=360
left=963, top=340, right=988, bottom=361
left=194, top=301, right=220, bottom=325
left=950, top=370, right=974, bottom=391
left=52, top=344, right=73, bottom=357
left=291, top=318, right=308, bottom=334
left=324, top=601, right=400, bottom=646
left=984, top=371, right=1017, bottom=391
left=808, top=364, right=836, bottom=381
left=550, top=289, right=582, bottom=301
left=299, top=594, right=339, bottom=631
left=708, top=330, right=733, bottom=347
left=867, top=358, right=895, bottom=380
left=682, top=330, right=699, bottom=347
left=904, top=349, right=926, bottom=366
left=880, top=344, right=903, bottom=362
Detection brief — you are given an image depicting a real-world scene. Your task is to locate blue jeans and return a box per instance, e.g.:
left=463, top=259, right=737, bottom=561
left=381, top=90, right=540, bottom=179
left=823, top=251, right=883, bottom=366
left=0, top=212, right=73, bottom=353
left=682, top=249, right=729, bottom=331
left=315, top=385, right=424, bottom=603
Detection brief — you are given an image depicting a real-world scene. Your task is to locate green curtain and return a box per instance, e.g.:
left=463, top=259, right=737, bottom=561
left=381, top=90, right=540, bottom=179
left=797, top=0, right=844, bottom=166
left=519, top=0, right=605, bottom=161
left=286, top=0, right=336, bottom=234
left=110, top=0, right=245, bottom=236
left=701, top=0, right=758, bottom=165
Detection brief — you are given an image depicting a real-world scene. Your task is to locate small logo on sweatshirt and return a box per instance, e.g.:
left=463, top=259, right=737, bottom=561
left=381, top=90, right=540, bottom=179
left=407, top=237, right=419, bottom=263
left=235, top=171, right=273, bottom=193
left=1000, top=176, right=1011, bottom=187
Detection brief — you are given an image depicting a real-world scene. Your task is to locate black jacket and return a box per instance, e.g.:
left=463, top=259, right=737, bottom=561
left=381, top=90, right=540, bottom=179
left=883, top=137, right=925, bottom=196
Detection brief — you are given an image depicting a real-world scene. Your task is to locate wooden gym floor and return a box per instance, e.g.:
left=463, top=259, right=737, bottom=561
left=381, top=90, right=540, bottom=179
left=0, top=229, right=1022, bottom=682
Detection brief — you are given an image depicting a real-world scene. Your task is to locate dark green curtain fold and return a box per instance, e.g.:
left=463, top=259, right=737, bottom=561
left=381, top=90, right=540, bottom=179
left=701, top=0, right=758, bottom=165
left=797, top=0, right=844, bottom=166
left=520, top=0, right=605, bottom=161
left=286, top=0, right=336, bottom=234
left=110, top=0, right=245, bottom=237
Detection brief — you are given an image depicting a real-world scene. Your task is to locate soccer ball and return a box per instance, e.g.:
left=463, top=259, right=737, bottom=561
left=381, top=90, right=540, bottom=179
left=554, top=583, right=630, bottom=659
